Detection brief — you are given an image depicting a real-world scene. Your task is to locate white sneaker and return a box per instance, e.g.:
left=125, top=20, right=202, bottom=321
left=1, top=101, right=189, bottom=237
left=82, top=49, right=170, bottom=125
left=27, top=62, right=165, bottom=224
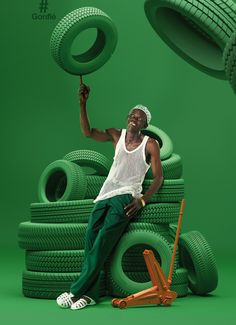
left=70, top=295, right=96, bottom=310
left=56, top=292, right=74, bottom=308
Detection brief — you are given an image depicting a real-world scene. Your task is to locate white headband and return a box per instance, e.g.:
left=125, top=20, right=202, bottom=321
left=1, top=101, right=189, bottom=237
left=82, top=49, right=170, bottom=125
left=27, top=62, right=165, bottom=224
left=129, top=104, right=152, bottom=124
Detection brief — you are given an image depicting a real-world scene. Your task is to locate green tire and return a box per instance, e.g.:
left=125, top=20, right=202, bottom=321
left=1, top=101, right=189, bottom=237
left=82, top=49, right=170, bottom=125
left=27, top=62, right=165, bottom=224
left=146, top=153, right=183, bottom=179
left=18, top=222, right=87, bottom=250
left=30, top=199, right=94, bottom=223
left=143, top=178, right=184, bottom=203
left=63, top=149, right=112, bottom=176
left=179, top=230, right=218, bottom=295
left=30, top=201, right=180, bottom=224
left=223, top=31, right=236, bottom=93
left=38, top=160, right=87, bottom=203
left=106, top=230, right=174, bottom=296
left=50, top=7, right=118, bottom=75
left=22, top=270, right=106, bottom=299
left=26, top=250, right=85, bottom=272
left=144, top=0, right=236, bottom=79
left=141, top=124, right=173, bottom=160
left=170, top=283, right=188, bottom=297
left=134, top=203, right=180, bottom=224
left=85, top=176, right=184, bottom=202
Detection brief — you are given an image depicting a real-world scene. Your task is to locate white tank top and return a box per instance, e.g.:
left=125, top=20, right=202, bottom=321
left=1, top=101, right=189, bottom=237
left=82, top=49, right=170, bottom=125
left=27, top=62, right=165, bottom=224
left=93, top=129, right=151, bottom=202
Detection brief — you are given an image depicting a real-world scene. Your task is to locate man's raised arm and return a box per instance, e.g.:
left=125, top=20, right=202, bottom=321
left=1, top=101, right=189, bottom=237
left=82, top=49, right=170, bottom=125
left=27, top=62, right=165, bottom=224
left=79, top=82, right=117, bottom=142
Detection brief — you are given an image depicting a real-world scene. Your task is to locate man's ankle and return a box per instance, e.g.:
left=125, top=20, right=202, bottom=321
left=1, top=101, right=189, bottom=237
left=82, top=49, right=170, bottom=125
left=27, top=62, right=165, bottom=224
left=81, top=295, right=92, bottom=303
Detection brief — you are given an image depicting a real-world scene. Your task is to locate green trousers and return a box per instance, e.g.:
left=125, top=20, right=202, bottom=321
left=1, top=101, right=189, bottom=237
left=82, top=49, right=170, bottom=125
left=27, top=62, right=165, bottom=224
left=70, top=193, right=133, bottom=302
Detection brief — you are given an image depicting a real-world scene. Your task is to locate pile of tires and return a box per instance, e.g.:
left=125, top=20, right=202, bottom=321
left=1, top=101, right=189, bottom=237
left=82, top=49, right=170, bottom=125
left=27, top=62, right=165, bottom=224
left=18, top=125, right=218, bottom=299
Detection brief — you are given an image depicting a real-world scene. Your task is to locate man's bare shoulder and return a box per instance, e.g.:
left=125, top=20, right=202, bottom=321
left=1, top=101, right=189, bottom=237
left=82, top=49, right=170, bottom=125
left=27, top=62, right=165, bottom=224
left=146, top=137, right=160, bottom=154
left=105, top=128, right=122, bottom=141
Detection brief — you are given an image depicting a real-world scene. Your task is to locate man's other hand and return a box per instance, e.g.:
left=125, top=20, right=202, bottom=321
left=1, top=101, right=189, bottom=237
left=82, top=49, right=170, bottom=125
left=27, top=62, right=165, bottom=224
left=124, top=198, right=143, bottom=218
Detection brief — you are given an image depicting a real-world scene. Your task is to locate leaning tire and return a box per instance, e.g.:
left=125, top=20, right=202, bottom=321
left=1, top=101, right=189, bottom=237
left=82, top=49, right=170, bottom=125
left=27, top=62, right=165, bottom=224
left=106, top=230, right=174, bottom=296
left=144, top=0, right=236, bottom=79
left=179, top=230, right=218, bottom=295
left=38, top=160, right=87, bottom=203
left=50, top=7, right=118, bottom=75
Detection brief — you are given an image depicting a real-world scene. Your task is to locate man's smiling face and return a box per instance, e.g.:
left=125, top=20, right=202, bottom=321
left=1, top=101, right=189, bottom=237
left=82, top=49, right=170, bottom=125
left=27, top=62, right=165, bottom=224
left=127, top=109, right=148, bottom=131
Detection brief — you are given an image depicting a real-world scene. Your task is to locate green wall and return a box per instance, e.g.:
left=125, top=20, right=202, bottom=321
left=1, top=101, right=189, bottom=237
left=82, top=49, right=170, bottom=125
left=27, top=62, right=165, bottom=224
left=1, top=0, right=235, bottom=261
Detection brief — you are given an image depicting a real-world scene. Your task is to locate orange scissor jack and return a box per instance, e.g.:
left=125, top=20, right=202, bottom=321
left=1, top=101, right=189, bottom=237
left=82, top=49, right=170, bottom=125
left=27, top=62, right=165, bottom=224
left=112, top=199, right=185, bottom=309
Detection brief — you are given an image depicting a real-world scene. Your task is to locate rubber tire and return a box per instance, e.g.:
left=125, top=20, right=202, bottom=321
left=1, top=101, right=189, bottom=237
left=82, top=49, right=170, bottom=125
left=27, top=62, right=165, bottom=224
left=22, top=270, right=106, bottom=299
left=145, top=153, right=182, bottom=180
left=223, top=31, right=236, bottom=93
left=50, top=7, right=118, bottom=75
left=134, top=202, right=181, bottom=224
left=18, top=222, right=87, bottom=250
left=30, top=201, right=180, bottom=224
left=38, top=160, right=87, bottom=203
left=143, top=178, right=184, bottom=203
left=179, top=230, right=218, bottom=295
left=120, top=264, right=184, bottom=283
left=26, top=250, right=85, bottom=272
left=86, top=176, right=184, bottom=202
left=106, top=230, right=174, bottom=296
left=144, top=0, right=236, bottom=79
left=141, top=124, right=173, bottom=160
left=63, top=149, right=112, bottom=176
left=86, top=176, right=106, bottom=198
left=30, top=199, right=94, bottom=223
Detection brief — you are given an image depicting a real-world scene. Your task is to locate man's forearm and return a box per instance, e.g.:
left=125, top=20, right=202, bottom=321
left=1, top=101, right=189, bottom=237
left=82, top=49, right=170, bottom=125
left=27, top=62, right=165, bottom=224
left=142, top=176, right=164, bottom=203
left=80, top=102, right=91, bottom=137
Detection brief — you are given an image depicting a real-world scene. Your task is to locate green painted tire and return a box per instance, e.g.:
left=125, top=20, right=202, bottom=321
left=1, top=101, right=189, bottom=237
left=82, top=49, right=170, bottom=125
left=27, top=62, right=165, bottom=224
left=18, top=222, right=87, bottom=250
left=141, top=124, right=173, bottom=160
left=30, top=199, right=94, bottom=223
left=134, top=203, right=180, bottom=224
left=107, top=268, right=188, bottom=298
left=145, top=153, right=182, bottom=180
left=170, top=282, right=188, bottom=297
left=86, top=176, right=106, bottom=198
left=50, top=7, right=118, bottom=75
left=106, top=230, right=174, bottom=296
left=223, top=31, right=236, bottom=93
left=143, top=178, right=184, bottom=203
left=63, top=149, right=112, bottom=176
left=38, top=160, right=87, bottom=203
left=118, top=265, right=184, bottom=283
left=144, top=0, right=236, bottom=79
left=172, top=268, right=188, bottom=285
left=179, top=231, right=218, bottom=295
left=22, top=270, right=106, bottom=299
left=26, top=250, right=85, bottom=272
left=85, top=176, right=184, bottom=202
left=30, top=201, right=179, bottom=224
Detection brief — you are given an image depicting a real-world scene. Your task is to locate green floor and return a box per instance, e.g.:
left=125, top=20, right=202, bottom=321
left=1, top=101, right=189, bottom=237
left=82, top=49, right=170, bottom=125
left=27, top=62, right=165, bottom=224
left=1, top=250, right=235, bottom=325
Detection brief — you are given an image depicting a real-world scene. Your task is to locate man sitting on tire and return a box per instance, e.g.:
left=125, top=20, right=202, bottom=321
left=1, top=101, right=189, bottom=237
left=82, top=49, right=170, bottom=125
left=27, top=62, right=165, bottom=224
left=56, top=81, right=163, bottom=310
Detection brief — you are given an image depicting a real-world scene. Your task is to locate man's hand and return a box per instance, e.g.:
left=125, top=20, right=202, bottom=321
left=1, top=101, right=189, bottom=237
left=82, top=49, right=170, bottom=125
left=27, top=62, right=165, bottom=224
left=124, top=198, right=143, bottom=218
left=79, top=83, right=90, bottom=105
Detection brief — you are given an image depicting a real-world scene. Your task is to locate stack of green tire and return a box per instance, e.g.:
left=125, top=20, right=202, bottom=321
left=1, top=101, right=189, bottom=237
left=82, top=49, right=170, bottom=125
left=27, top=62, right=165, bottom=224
left=18, top=124, right=218, bottom=299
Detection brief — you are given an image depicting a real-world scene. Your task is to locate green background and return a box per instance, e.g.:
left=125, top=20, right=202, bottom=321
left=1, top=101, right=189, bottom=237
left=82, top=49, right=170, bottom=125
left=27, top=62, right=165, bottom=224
left=1, top=0, right=235, bottom=323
